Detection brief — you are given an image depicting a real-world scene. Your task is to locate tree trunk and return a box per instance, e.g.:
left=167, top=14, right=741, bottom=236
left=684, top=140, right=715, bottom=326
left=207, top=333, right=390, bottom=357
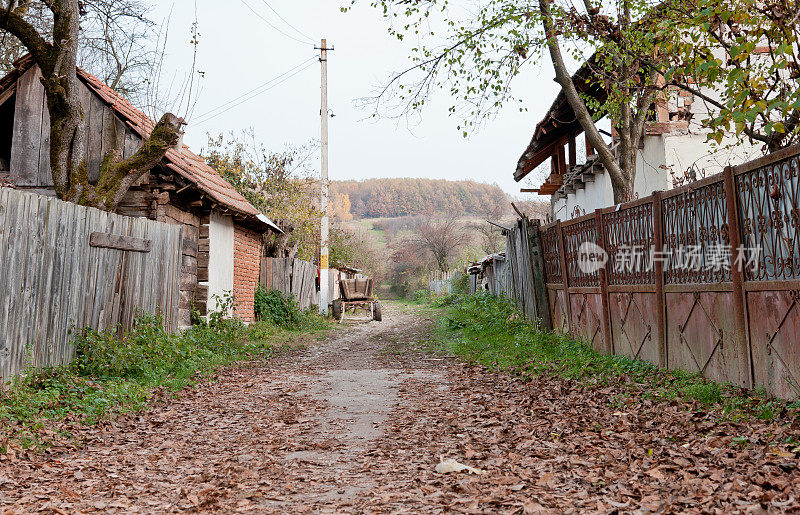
left=0, top=0, right=181, bottom=213
left=539, top=0, right=635, bottom=204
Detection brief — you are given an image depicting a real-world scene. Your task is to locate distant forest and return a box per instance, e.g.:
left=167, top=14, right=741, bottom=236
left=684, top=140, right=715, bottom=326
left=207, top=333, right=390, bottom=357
left=330, top=178, right=509, bottom=219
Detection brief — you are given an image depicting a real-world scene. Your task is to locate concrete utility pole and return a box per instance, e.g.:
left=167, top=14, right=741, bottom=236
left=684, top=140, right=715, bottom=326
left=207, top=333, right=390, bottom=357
left=318, top=38, right=331, bottom=316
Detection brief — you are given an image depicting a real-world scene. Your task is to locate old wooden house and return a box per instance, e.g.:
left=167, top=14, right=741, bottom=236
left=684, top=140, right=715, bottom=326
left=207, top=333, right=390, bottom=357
left=0, top=55, right=281, bottom=326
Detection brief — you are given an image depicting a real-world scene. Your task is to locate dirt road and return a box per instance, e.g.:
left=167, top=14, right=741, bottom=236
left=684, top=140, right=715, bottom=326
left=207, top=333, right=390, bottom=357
left=1, top=303, right=799, bottom=513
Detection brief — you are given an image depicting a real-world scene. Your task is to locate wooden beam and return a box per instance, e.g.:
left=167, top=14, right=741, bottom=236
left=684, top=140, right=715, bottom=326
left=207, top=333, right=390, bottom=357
left=0, top=84, right=16, bottom=109
left=568, top=136, right=576, bottom=167
left=90, top=232, right=152, bottom=253
left=585, top=132, right=594, bottom=156
left=557, top=144, right=567, bottom=175
left=520, top=188, right=539, bottom=193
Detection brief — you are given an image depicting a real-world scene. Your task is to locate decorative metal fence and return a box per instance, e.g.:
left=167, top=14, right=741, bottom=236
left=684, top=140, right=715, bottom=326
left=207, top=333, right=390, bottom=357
left=539, top=144, right=800, bottom=399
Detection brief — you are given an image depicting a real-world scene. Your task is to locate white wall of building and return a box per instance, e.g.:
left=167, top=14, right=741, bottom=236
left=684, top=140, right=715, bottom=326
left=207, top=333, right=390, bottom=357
left=207, top=211, right=235, bottom=314
left=663, top=130, right=761, bottom=182
left=635, top=135, right=670, bottom=198
left=553, top=169, right=614, bottom=220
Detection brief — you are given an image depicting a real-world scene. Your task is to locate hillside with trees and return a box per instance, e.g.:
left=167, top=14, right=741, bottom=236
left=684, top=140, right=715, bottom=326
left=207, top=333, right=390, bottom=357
left=330, top=178, right=510, bottom=219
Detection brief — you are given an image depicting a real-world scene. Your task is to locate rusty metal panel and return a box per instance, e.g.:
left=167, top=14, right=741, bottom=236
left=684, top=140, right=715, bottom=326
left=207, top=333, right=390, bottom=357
left=548, top=287, right=569, bottom=332
left=562, top=216, right=600, bottom=287
left=569, top=291, right=605, bottom=353
left=541, top=225, right=562, bottom=284
left=748, top=290, right=800, bottom=399
left=735, top=151, right=800, bottom=282
left=665, top=291, right=749, bottom=388
left=662, top=177, right=731, bottom=284
left=602, top=201, right=655, bottom=285
left=608, top=291, right=659, bottom=364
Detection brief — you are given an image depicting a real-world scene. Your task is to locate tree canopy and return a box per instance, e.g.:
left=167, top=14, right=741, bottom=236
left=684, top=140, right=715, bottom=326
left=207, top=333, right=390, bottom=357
left=330, top=178, right=509, bottom=219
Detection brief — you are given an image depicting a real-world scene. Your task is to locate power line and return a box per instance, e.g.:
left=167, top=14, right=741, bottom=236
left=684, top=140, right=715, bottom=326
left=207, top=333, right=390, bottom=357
left=238, top=0, right=313, bottom=46
left=191, top=56, right=316, bottom=122
left=192, top=57, right=315, bottom=121
left=258, top=0, right=315, bottom=43
left=192, top=59, right=317, bottom=127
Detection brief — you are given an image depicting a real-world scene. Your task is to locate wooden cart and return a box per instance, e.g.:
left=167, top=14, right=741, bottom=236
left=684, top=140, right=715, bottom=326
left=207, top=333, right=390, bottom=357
left=331, top=275, right=382, bottom=323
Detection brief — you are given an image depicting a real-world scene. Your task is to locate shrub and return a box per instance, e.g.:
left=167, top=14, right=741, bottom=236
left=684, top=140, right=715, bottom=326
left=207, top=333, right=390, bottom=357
left=412, top=289, right=431, bottom=303
left=253, top=287, right=327, bottom=331
left=451, top=272, right=470, bottom=295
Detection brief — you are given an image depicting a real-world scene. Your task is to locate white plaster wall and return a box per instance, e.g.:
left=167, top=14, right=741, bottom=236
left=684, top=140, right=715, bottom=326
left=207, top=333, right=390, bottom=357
left=635, top=135, right=670, bottom=198
left=207, top=212, right=235, bottom=315
left=554, top=171, right=615, bottom=220
left=661, top=80, right=761, bottom=182
left=663, top=131, right=761, bottom=183
left=552, top=197, right=568, bottom=220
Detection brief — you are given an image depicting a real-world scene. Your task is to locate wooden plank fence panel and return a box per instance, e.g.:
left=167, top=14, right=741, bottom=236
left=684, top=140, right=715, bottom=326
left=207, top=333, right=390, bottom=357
left=0, top=188, right=183, bottom=382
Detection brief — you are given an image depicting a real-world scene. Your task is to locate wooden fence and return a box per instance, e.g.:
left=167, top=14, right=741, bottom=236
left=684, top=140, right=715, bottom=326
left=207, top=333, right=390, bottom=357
left=505, top=218, right=551, bottom=328
left=532, top=144, right=800, bottom=399
left=260, top=257, right=346, bottom=310
left=428, top=270, right=456, bottom=295
left=0, top=188, right=183, bottom=381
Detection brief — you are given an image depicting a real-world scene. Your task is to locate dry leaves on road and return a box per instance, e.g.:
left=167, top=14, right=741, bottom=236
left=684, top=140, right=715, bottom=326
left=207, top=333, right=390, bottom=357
left=1, top=304, right=798, bottom=514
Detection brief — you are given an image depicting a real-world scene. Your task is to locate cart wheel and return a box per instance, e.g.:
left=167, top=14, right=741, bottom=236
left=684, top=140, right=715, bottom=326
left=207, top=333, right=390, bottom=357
left=332, top=299, right=342, bottom=320
left=373, top=301, right=382, bottom=322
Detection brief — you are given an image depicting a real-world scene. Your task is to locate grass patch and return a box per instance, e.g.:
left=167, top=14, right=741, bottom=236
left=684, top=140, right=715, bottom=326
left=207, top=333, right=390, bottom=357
left=433, top=292, right=799, bottom=422
left=1, top=309, right=331, bottom=450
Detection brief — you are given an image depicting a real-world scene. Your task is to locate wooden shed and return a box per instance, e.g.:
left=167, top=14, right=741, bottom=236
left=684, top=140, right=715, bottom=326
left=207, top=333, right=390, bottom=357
left=0, top=55, right=281, bottom=326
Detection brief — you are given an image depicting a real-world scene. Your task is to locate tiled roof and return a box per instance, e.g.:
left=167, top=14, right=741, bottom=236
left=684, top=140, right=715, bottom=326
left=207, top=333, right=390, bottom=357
left=5, top=55, right=281, bottom=233
left=79, top=71, right=281, bottom=232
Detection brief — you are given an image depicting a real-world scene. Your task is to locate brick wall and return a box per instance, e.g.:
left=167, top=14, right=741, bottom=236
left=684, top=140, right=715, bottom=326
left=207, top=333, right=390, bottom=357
left=233, top=224, right=263, bottom=322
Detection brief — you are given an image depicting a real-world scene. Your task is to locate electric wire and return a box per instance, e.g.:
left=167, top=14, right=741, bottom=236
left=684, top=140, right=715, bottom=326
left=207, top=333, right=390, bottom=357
left=257, top=0, right=316, bottom=43
left=238, top=0, right=314, bottom=46
left=191, top=57, right=317, bottom=126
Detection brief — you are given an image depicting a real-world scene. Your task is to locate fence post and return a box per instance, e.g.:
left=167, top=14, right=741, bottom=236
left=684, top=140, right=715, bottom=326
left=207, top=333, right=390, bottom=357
left=556, top=220, right=573, bottom=335
left=595, top=209, right=614, bottom=355
left=723, top=165, right=754, bottom=390
left=652, top=192, right=668, bottom=368
left=528, top=219, right=552, bottom=331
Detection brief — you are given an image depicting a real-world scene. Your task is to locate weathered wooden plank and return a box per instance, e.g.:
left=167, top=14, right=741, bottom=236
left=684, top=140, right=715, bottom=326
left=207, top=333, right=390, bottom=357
left=86, top=93, right=106, bottom=183
left=101, top=110, right=126, bottom=164
left=123, top=129, right=141, bottom=159
left=2, top=191, right=25, bottom=377
left=10, top=67, right=45, bottom=186
left=0, top=189, right=11, bottom=378
left=60, top=200, right=85, bottom=366
left=50, top=199, right=73, bottom=366
left=37, top=95, right=52, bottom=187
left=92, top=213, right=114, bottom=330
left=0, top=188, right=185, bottom=381
left=26, top=195, right=48, bottom=366
left=90, top=232, right=152, bottom=253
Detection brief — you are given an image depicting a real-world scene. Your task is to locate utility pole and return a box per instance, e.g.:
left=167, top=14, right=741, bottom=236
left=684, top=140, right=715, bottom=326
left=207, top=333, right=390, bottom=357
left=318, top=38, right=332, bottom=316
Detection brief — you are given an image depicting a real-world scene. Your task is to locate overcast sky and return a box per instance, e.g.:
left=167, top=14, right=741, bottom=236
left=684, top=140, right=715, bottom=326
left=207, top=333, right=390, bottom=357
left=149, top=1, right=560, bottom=195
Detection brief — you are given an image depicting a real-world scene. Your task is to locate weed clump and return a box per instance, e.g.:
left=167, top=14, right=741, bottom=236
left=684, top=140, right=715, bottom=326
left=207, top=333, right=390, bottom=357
left=254, top=287, right=328, bottom=331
